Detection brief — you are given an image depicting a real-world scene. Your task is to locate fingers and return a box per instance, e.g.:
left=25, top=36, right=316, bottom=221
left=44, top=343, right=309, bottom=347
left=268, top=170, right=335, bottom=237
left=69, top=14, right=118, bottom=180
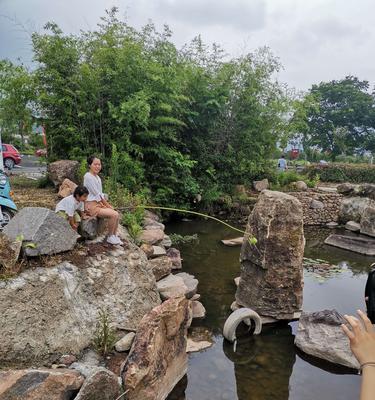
left=341, top=323, right=355, bottom=341
left=357, top=310, right=374, bottom=332
left=344, top=315, right=362, bottom=337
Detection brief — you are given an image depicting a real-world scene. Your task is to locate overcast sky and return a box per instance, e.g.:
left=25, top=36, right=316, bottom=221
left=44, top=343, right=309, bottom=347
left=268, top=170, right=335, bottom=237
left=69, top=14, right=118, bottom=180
left=0, top=0, right=374, bottom=90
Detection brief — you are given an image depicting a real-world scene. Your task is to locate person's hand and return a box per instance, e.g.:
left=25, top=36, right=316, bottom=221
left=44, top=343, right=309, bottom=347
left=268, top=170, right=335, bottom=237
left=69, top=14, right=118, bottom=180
left=341, top=310, right=375, bottom=365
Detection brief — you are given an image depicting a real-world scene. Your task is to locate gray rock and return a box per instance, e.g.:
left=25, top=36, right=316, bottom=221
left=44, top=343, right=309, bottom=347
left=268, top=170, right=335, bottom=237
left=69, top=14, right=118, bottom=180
left=295, top=310, right=360, bottom=369
left=143, top=218, right=165, bottom=231
left=175, top=272, right=199, bottom=299
left=139, top=229, right=165, bottom=245
left=166, top=248, right=182, bottom=269
left=186, top=338, right=212, bottom=353
left=192, top=301, right=206, bottom=319
left=345, top=220, right=361, bottom=232
left=79, top=218, right=98, bottom=240
left=326, top=222, right=339, bottom=228
left=0, top=245, right=161, bottom=366
left=4, top=207, right=79, bottom=256
left=74, top=367, right=121, bottom=400
left=157, top=274, right=188, bottom=300
left=358, top=184, right=375, bottom=200
left=151, top=245, right=167, bottom=258
left=294, top=181, right=308, bottom=191
left=236, top=190, right=304, bottom=320
left=115, top=332, right=136, bottom=352
left=48, top=160, right=79, bottom=188
left=160, top=235, right=172, bottom=248
left=325, top=234, right=375, bottom=256
left=149, top=256, right=172, bottom=281
left=310, top=199, right=324, bottom=209
left=143, top=210, right=160, bottom=221
left=253, top=179, right=269, bottom=192
left=337, top=183, right=356, bottom=195
left=360, top=206, right=375, bottom=237
left=339, top=197, right=375, bottom=223
left=221, top=237, right=243, bottom=246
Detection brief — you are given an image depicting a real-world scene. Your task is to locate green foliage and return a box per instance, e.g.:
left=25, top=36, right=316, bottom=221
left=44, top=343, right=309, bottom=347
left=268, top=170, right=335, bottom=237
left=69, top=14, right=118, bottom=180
left=93, top=308, right=116, bottom=356
left=169, top=233, right=199, bottom=245
left=305, top=163, right=375, bottom=183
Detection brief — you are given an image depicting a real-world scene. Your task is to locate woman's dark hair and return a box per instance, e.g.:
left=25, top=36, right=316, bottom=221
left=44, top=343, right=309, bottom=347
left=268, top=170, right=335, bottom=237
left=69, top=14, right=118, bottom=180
left=87, top=155, right=100, bottom=166
left=74, top=185, right=89, bottom=198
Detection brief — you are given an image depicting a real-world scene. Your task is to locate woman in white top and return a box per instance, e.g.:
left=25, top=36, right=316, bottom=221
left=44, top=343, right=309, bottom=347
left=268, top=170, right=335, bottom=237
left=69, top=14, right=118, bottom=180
left=83, top=156, right=123, bottom=245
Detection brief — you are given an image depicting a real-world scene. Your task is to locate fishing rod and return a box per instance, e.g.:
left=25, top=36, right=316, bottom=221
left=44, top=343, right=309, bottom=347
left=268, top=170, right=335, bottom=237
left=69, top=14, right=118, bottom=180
left=118, top=204, right=258, bottom=245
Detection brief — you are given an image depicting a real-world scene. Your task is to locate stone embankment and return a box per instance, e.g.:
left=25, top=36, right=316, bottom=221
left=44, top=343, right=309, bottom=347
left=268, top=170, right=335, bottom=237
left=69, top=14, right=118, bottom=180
left=0, top=193, right=206, bottom=400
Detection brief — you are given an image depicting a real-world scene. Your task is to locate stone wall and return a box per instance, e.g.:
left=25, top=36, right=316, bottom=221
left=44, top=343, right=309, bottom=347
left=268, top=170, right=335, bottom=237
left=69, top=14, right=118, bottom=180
left=288, top=190, right=343, bottom=225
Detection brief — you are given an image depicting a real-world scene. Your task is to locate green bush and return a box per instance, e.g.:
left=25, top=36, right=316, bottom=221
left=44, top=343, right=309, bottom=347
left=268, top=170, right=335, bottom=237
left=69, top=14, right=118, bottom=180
left=305, top=163, right=375, bottom=183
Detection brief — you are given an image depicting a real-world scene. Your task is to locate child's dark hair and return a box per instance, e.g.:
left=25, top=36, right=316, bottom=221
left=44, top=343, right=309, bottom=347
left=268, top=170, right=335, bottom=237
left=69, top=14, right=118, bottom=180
left=87, top=155, right=100, bottom=166
left=74, top=185, right=89, bottom=198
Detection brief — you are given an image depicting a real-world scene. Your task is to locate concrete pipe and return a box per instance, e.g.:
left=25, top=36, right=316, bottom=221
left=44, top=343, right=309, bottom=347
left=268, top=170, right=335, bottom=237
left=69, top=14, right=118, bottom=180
left=223, top=308, right=262, bottom=343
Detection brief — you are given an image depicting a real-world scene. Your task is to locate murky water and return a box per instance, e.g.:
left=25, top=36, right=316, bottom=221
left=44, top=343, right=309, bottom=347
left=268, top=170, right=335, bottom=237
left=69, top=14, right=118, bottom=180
left=166, top=220, right=375, bottom=400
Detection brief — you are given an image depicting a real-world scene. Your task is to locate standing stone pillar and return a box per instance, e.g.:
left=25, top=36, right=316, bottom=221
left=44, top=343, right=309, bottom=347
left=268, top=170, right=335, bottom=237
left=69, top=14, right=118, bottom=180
left=236, top=190, right=305, bottom=320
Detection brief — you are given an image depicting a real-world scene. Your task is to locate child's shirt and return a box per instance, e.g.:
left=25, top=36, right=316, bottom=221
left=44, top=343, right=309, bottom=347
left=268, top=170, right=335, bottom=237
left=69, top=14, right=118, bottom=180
left=55, top=195, right=84, bottom=217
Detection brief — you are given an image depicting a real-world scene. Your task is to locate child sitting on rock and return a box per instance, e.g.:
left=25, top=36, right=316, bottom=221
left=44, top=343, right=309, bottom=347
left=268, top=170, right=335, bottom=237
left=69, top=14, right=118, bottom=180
left=55, top=185, right=89, bottom=231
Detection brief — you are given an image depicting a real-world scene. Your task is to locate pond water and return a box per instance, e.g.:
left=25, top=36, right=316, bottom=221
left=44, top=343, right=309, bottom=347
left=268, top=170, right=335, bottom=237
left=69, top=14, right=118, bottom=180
left=166, top=219, right=375, bottom=400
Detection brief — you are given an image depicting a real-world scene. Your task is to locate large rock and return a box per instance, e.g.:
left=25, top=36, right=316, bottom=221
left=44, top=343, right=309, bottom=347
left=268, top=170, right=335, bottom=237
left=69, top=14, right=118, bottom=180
left=48, top=160, right=79, bottom=188
left=0, top=245, right=161, bottom=366
left=157, top=275, right=188, bottom=300
left=149, top=256, right=173, bottom=281
left=337, top=183, right=356, bottom=195
left=0, top=369, right=84, bottom=400
left=339, top=197, right=375, bottom=223
left=360, top=206, right=375, bottom=237
left=345, top=220, right=361, bottom=232
left=175, top=272, right=198, bottom=299
left=79, top=217, right=107, bottom=240
left=253, top=179, right=269, bottom=192
left=324, top=234, right=375, bottom=256
left=122, top=297, right=192, bottom=400
left=143, top=219, right=165, bottom=231
left=74, top=368, right=121, bottom=400
left=236, top=190, right=305, bottom=320
left=295, top=310, right=359, bottom=369
left=3, top=207, right=79, bottom=257
left=58, top=178, right=77, bottom=198
left=358, top=184, right=375, bottom=200
left=115, top=332, right=136, bottom=352
left=166, top=248, right=182, bottom=269
left=294, top=181, right=308, bottom=191
left=139, top=229, right=165, bottom=245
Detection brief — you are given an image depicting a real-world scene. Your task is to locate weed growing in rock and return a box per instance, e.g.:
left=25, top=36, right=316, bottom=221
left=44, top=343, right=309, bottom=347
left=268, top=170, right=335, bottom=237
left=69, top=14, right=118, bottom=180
left=93, top=308, right=117, bottom=356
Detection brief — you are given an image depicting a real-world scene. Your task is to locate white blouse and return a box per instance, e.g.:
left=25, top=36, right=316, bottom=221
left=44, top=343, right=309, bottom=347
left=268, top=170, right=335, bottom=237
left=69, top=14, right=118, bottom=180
left=83, top=172, right=104, bottom=202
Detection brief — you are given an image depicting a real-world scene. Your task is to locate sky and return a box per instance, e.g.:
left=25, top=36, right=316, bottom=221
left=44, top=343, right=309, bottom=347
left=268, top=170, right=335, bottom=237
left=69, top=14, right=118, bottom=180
left=0, top=0, right=374, bottom=91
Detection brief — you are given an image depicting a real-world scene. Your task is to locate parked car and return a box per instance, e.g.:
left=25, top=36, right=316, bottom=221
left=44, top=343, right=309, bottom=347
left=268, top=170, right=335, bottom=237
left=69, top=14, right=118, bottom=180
left=0, top=169, right=17, bottom=229
left=1, top=144, right=22, bottom=169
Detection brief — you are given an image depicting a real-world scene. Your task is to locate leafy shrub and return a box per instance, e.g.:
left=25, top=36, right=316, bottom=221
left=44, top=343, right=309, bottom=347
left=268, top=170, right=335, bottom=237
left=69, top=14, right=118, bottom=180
left=305, top=163, right=375, bottom=183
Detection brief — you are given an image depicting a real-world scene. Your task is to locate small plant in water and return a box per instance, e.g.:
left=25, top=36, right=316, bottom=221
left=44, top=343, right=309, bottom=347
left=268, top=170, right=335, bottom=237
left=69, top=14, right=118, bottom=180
left=93, top=308, right=116, bottom=356
left=169, top=233, right=199, bottom=245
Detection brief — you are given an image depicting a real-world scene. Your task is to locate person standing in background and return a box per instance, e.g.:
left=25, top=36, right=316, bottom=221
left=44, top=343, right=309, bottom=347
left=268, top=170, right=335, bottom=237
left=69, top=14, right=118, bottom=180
left=277, top=154, right=288, bottom=172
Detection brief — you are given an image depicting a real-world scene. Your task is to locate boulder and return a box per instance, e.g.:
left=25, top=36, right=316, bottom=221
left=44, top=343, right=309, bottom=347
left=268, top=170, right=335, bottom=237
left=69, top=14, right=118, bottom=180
left=149, top=256, right=173, bottom=281
left=143, top=210, right=160, bottom=222
left=0, top=233, right=21, bottom=273
left=324, top=234, right=375, bottom=256
left=339, top=197, right=375, bottom=223
left=360, top=206, right=375, bottom=237
left=253, top=179, right=269, bottom=192
left=79, top=218, right=108, bottom=240
left=58, top=178, right=77, bottom=198
left=74, top=368, right=121, bottom=400
left=337, top=183, right=356, bottom=195
left=157, top=275, right=188, bottom=300
left=3, top=207, right=79, bottom=257
left=345, top=220, right=361, bottom=232
left=295, top=310, right=359, bottom=369
left=122, top=297, right=192, bottom=400
left=151, top=245, right=167, bottom=258
left=191, top=301, right=206, bottom=319
left=236, top=190, right=305, bottom=320
left=48, top=160, right=79, bottom=188
left=0, top=246, right=161, bottom=366
left=139, top=229, right=165, bottom=245
left=160, top=235, right=172, bottom=249
left=140, top=243, right=154, bottom=258
left=115, top=332, right=136, bottom=352
left=175, top=272, right=198, bottom=299
left=0, top=369, right=84, bottom=400
left=294, top=181, right=308, bottom=191
left=143, top=219, right=165, bottom=231
left=166, top=248, right=182, bottom=269
left=310, top=199, right=324, bottom=209
left=358, top=184, right=375, bottom=200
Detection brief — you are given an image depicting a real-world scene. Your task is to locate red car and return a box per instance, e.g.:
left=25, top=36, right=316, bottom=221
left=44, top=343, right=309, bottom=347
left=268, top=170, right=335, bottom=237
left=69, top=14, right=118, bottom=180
left=1, top=144, right=22, bottom=169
